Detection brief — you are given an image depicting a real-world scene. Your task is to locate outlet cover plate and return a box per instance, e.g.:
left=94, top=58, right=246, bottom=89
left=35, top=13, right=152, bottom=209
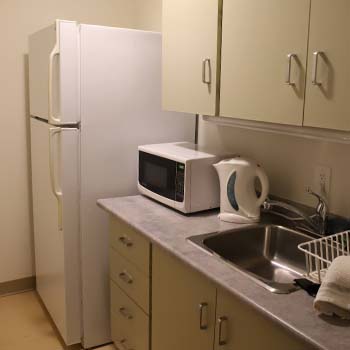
left=314, top=165, right=331, bottom=197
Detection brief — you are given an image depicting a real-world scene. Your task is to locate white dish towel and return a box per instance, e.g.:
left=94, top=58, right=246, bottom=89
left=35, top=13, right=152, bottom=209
left=314, top=256, right=350, bottom=319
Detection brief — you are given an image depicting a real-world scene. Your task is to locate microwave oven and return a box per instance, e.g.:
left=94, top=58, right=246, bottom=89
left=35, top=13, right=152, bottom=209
left=138, top=142, right=230, bottom=213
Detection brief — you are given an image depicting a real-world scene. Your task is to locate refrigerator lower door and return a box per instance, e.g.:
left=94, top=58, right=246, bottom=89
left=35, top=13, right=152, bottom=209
left=30, top=117, right=81, bottom=345
left=29, top=20, right=79, bottom=125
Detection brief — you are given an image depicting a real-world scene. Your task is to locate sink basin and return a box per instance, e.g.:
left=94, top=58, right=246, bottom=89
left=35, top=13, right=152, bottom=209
left=188, top=225, right=312, bottom=294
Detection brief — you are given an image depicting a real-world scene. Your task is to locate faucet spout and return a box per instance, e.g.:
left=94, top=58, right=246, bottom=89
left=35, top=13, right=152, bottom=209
left=263, top=188, right=328, bottom=236
left=263, top=199, right=320, bottom=234
left=306, top=187, right=328, bottom=235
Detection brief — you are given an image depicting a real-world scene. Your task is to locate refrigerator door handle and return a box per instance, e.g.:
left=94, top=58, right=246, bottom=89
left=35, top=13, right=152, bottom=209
left=48, top=43, right=61, bottom=125
left=49, top=127, right=63, bottom=230
left=49, top=126, right=79, bottom=231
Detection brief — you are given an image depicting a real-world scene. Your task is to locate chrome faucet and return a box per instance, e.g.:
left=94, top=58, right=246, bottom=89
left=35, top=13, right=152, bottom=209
left=306, top=187, right=328, bottom=235
left=263, top=188, right=328, bottom=236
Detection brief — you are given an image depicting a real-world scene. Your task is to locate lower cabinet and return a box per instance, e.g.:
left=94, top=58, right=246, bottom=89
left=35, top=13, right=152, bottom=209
left=109, top=218, right=316, bottom=350
left=152, top=245, right=315, bottom=350
left=152, top=246, right=217, bottom=350
left=109, top=216, right=151, bottom=350
left=111, top=281, right=149, bottom=350
left=215, top=287, right=313, bottom=350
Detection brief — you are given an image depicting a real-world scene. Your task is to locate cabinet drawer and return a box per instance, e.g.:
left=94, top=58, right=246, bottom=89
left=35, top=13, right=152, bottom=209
left=110, top=217, right=150, bottom=275
left=111, top=281, right=149, bottom=350
left=110, top=249, right=149, bottom=313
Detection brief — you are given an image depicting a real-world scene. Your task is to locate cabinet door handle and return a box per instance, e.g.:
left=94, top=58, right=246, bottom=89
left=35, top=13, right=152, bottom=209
left=119, top=271, right=133, bottom=284
left=202, top=58, right=211, bottom=84
left=119, top=307, right=133, bottom=320
left=312, top=51, right=323, bottom=86
left=199, top=302, right=208, bottom=330
left=285, top=53, right=297, bottom=85
left=118, top=236, right=133, bottom=247
left=218, top=316, right=228, bottom=346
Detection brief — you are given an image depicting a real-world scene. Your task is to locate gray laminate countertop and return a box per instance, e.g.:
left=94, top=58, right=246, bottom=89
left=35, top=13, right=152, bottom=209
left=98, top=195, right=350, bottom=350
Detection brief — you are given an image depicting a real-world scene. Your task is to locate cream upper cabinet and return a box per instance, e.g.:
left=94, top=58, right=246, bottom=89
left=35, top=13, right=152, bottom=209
left=152, top=246, right=217, bottom=350
left=214, top=287, right=314, bottom=350
left=162, top=0, right=350, bottom=131
left=162, top=0, right=221, bottom=115
left=220, top=0, right=310, bottom=125
left=304, top=0, right=350, bottom=131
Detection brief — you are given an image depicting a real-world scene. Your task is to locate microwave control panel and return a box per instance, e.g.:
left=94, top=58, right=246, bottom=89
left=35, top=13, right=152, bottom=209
left=175, top=163, right=185, bottom=202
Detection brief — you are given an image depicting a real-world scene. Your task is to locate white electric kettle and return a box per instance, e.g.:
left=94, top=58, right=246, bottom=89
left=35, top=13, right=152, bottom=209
left=213, top=157, right=269, bottom=223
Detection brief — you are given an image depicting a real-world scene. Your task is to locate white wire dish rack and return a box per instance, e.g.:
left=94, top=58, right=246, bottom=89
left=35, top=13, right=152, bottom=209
left=298, top=231, right=350, bottom=284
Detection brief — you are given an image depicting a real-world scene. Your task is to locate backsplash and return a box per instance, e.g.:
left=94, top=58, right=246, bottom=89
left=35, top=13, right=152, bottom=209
left=198, top=117, right=350, bottom=218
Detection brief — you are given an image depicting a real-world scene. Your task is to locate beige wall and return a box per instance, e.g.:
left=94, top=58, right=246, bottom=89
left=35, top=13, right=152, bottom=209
left=199, top=119, right=350, bottom=218
left=133, top=0, right=162, bottom=31
left=0, top=0, right=140, bottom=283
left=2, top=0, right=348, bottom=284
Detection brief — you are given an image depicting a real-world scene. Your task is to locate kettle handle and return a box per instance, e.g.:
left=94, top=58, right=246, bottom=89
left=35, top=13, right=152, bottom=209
left=255, top=167, right=269, bottom=207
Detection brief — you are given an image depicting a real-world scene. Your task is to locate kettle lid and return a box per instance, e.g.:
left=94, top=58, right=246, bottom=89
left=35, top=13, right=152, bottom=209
left=214, top=156, right=257, bottom=167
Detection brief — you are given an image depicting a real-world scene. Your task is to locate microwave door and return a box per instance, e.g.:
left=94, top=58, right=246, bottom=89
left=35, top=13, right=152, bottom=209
left=139, top=152, right=177, bottom=200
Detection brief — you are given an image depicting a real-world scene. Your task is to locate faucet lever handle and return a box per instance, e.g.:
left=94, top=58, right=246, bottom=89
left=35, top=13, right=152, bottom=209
left=306, top=187, right=328, bottom=218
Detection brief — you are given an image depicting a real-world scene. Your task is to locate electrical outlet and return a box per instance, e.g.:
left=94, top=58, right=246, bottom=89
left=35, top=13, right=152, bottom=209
left=314, top=165, right=331, bottom=197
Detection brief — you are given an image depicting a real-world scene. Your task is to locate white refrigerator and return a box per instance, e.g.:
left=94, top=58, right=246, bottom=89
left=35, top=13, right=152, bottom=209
left=29, top=20, right=195, bottom=348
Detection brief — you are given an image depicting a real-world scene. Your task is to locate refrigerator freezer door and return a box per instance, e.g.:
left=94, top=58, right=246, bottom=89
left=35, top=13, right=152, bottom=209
left=29, top=20, right=79, bottom=125
left=79, top=25, right=195, bottom=348
left=30, top=118, right=81, bottom=345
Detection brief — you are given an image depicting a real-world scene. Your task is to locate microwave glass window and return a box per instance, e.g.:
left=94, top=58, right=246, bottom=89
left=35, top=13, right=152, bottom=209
left=144, top=162, right=167, bottom=189
left=139, top=151, right=177, bottom=201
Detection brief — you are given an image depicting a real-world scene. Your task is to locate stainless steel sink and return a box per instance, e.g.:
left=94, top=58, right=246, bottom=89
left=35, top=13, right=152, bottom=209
left=188, top=225, right=313, bottom=294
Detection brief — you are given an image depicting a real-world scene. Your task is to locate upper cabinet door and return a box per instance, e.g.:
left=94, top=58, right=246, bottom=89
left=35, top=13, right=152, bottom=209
left=304, top=0, right=350, bottom=131
left=220, top=0, right=310, bottom=125
left=162, top=0, right=221, bottom=116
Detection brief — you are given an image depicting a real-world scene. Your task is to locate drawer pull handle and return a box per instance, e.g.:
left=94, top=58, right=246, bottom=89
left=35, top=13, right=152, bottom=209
left=199, top=302, right=208, bottom=330
left=119, top=271, right=133, bottom=284
left=218, top=316, right=228, bottom=346
left=119, top=236, right=133, bottom=247
left=119, top=307, right=133, bottom=320
left=120, top=338, right=135, bottom=350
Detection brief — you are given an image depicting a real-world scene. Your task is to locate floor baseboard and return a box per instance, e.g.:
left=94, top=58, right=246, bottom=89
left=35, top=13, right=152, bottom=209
left=0, top=276, right=36, bottom=296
